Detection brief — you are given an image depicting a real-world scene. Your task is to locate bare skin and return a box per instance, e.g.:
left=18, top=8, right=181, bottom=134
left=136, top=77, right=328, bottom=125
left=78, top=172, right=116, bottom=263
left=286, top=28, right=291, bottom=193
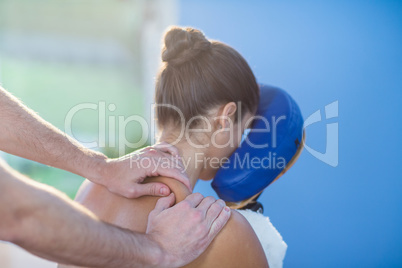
left=0, top=86, right=191, bottom=198
left=0, top=86, right=231, bottom=267
left=60, top=177, right=268, bottom=268
left=0, top=159, right=161, bottom=268
left=60, top=104, right=269, bottom=268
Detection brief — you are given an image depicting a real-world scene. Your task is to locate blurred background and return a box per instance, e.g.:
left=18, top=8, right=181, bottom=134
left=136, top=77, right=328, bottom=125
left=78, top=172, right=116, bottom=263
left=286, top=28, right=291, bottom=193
left=0, top=0, right=401, bottom=267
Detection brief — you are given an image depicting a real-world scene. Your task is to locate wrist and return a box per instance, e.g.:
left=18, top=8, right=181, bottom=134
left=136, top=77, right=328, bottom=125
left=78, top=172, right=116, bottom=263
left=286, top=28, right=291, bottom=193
left=137, top=233, right=166, bottom=268
left=146, top=234, right=173, bottom=267
left=80, top=151, right=108, bottom=184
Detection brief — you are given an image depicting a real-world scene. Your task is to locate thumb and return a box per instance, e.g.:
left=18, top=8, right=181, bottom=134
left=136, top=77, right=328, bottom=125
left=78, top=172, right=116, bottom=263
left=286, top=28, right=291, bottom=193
left=133, top=182, right=171, bottom=198
left=153, top=193, right=176, bottom=214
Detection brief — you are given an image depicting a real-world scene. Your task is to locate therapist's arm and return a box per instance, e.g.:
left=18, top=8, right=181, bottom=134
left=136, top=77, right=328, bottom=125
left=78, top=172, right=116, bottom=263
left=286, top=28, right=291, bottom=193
left=0, top=86, right=190, bottom=198
left=0, top=159, right=231, bottom=268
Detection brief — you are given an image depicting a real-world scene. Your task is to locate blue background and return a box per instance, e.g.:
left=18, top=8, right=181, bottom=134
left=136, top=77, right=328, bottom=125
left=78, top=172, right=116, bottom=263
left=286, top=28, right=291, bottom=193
left=181, top=1, right=402, bottom=267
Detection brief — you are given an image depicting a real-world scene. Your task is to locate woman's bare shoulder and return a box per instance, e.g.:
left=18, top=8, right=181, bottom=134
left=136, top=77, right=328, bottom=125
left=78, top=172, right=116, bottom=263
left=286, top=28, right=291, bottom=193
left=74, top=177, right=268, bottom=267
left=74, top=179, right=93, bottom=202
left=186, top=209, right=269, bottom=267
left=145, top=176, right=192, bottom=203
left=148, top=177, right=268, bottom=267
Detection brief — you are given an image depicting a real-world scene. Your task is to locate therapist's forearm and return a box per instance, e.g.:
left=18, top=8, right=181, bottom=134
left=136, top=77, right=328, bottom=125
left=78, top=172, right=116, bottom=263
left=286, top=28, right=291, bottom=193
left=0, top=86, right=106, bottom=181
left=0, top=163, right=162, bottom=267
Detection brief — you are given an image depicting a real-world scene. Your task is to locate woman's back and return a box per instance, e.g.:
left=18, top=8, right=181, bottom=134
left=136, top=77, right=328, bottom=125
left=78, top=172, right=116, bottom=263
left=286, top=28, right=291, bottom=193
left=63, top=176, right=269, bottom=268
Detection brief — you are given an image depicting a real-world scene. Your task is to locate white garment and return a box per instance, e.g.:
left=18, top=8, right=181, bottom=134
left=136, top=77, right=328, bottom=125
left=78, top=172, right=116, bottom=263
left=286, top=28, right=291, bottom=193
left=237, top=209, right=287, bottom=268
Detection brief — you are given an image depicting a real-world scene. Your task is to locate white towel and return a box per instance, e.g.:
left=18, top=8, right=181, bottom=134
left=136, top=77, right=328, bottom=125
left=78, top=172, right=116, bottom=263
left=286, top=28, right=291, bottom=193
left=237, top=209, right=287, bottom=268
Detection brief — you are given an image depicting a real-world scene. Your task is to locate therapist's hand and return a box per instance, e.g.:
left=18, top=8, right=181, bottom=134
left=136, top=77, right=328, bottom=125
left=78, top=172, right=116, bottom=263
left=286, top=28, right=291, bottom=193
left=146, top=193, right=231, bottom=267
left=94, top=142, right=191, bottom=199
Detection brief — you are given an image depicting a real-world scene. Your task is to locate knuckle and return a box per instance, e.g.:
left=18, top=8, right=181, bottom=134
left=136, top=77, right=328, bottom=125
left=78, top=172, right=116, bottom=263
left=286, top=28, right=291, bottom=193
left=147, top=149, right=158, bottom=156
left=127, top=187, right=138, bottom=198
left=169, top=147, right=178, bottom=153
left=193, top=192, right=204, bottom=200
left=192, top=209, right=203, bottom=222
left=205, top=196, right=216, bottom=203
left=150, top=184, right=158, bottom=196
left=211, top=200, right=225, bottom=211
left=179, top=200, right=191, bottom=209
left=218, top=199, right=226, bottom=206
left=214, top=200, right=225, bottom=209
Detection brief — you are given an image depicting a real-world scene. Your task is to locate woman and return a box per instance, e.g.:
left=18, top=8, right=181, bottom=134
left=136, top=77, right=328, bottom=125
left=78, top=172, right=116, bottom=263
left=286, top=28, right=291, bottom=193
left=60, top=26, right=269, bottom=267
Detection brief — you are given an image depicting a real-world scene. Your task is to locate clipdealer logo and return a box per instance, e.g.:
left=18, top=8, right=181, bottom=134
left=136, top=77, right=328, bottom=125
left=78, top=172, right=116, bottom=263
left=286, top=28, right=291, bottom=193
left=64, top=100, right=339, bottom=168
left=303, top=101, right=339, bottom=167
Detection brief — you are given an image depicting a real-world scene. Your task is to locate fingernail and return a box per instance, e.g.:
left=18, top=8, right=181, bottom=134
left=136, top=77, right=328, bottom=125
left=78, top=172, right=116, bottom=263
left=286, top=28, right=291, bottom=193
left=160, top=188, right=168, bottom=196
left=225, top=206, right=230, bottom=212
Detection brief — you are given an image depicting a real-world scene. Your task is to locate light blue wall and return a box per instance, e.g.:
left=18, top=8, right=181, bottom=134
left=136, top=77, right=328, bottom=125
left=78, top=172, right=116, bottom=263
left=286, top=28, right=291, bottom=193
left=181, top=1, right=402, bottom=267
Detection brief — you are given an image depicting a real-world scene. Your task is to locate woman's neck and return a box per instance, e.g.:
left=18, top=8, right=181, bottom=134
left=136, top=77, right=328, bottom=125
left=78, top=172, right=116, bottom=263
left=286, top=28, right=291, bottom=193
left=158, top=132, right=208, bottom=190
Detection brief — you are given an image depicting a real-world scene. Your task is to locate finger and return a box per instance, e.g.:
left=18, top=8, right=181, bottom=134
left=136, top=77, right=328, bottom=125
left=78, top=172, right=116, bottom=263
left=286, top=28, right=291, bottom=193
left=143, top=147, right=185, bottom=173
left=196, top=196, right=217, bottom=214
left=145, top=146, right=185, bottom=172
left=184, top=193, right=205, bottom=208
left=157, top=151, right=185, bottom=170
left=154, top=142, right=180, bottom=156
left=153, top=193, right=176, bottom=213
left=205, top=199, right=226, bottom=227
left=142, top=148, right=190, bottom=190
left=152, top=151, right=185, bottom=171
left=132, top=182, right=171, bottom=198
left=143, top=146, right=152, bottom=151
left=152, top=162, right=191, bottom=191
left=208, top=205, right=231, bottom=240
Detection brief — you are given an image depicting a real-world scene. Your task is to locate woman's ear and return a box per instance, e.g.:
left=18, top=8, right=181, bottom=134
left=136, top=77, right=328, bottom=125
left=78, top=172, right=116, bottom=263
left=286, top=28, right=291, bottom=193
left=217, top=102, right=237, bottom=129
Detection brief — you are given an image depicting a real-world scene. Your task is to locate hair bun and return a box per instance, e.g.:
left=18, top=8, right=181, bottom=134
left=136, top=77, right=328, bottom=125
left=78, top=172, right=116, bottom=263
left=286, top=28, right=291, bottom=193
left=162, top=26, right=211, bottom=66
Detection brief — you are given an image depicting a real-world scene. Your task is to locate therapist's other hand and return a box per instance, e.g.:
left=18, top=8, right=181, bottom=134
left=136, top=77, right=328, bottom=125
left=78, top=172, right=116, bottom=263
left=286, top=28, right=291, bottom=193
left=94, top=142, right=191, bottom=198
left=146, top=193, right=231, bottom=267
